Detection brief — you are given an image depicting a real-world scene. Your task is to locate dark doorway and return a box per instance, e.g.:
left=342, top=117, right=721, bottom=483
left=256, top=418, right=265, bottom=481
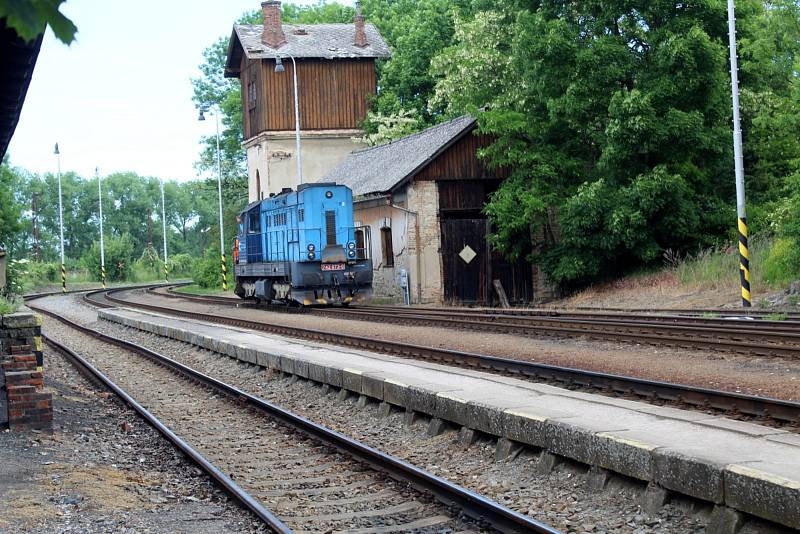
left=441, top=218, right=488, bottom=303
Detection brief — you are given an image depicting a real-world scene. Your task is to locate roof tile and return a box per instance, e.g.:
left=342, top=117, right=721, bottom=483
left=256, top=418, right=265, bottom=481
left=322, top=115, right=476, bottom=196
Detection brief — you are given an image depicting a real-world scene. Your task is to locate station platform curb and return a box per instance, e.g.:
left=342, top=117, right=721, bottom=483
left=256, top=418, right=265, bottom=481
left=98, top=308, right=800, bottom=531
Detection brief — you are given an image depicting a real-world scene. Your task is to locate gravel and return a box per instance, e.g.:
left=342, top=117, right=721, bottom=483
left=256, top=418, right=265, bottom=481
left=0, top=343, right=266, bottom=533
left=36, top=304, right=486, bottom=533
left=28, top=294, right=717, bottom=533
left=115, top=289, right=800, bottom=401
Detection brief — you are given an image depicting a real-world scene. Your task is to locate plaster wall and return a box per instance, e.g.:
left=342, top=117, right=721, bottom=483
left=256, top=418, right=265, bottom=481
left=245, top=130, right=365, bottom=201
left=352, top=201, right=413, bottom=303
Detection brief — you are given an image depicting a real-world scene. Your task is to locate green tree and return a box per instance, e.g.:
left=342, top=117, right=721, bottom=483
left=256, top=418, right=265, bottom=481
left=0, top=0, right=77, bottom=44
left=82, top=234, right=134, bottom=282
left=0, top=157, right=23, bottom=254
left=431, top=0, right=758, bottom=286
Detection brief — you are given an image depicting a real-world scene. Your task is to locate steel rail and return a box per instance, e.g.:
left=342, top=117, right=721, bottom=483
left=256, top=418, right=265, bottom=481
left=342, top=305, right=800, bottom=331
left=151, top=285, right=800, bottom=355
left=89, top=287, right=800, bottom=425
left=29, top=294, right=559, bottom=534
left=36, top=322, right=292, bottom=532
left=313, top=307, right=800, bottom=343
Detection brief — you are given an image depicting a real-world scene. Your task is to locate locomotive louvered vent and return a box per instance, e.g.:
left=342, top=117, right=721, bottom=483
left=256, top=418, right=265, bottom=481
left=325, top=210, right=337, bottom=246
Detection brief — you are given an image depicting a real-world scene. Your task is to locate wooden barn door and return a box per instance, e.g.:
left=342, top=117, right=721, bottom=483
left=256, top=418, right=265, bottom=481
left=441, top=218, right=488, bottom=304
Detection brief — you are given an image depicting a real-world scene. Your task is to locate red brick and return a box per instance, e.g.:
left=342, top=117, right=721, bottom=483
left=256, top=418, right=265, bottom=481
left=12, top=355, right=37, bottom=363
left=10, top=345, right=31, bottom=354
left=21, top=407, right=52, bottom=416
left=2, top=362, right=36, bottom=372
left=7, top=384, right=34, bottom=392
left=8, top=401, right=37, bottom=410
left=5, top=370, right=42, bottom=380
left=7, top=378, right=43, bottom=389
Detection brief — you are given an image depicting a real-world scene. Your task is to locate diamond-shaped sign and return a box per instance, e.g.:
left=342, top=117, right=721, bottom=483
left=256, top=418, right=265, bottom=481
left=459, top=245, right=477, bottom=264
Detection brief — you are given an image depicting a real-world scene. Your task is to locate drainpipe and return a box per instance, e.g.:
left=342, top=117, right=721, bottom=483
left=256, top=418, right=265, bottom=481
left=390, top=203, right=421, bottom=304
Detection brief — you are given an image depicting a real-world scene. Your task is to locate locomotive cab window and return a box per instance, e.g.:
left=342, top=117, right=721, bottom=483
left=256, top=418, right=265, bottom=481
left=248, top=211, right=261, bottom=233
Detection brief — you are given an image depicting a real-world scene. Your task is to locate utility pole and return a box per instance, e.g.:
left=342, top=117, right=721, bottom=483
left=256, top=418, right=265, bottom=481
left=147, top=208, right=153, bottom=249
left=31, top=192, right=40, bottom=262
left=54, top=143, right=66, bottom=292
left=160, top=179, right=168, bottom=282
left=727, top=0, right=751, bottom=307
left=97, top=167, right=106, bottom=289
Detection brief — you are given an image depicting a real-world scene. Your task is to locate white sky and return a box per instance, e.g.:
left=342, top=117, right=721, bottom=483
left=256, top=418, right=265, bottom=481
left=7, top=0, right=351, bottom=182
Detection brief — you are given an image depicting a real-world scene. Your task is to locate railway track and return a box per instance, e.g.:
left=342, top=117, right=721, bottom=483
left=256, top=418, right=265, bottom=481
left=26, top=292, right=557, bottom=534
left=149, top=284, right=800, bottom=358
left=86, top=286, right=800, bottom=428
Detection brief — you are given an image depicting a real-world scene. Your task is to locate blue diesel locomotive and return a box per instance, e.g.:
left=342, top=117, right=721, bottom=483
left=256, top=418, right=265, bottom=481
left=233, top=183, right=373, bottom=305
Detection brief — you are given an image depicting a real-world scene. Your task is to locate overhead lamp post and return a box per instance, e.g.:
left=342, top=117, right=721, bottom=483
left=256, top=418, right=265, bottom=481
left=275, top=55, right=303, bottom=184
left=726, top=0, right=751, bottom=308
left=198, top=107, right=228, bottom=291
left=160, top=178, right=169, bottom=282
left=54, top=143, right=66, bottom=292
left=96, top=167, right=106, bottom=289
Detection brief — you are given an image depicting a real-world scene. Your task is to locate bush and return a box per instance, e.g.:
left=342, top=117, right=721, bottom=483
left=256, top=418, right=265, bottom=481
left=6, top=259, right=60, bottom=294
left=0, top=295, right=19, bottom=314
left=169, top=253, right=194, bottom=278
left=82, top=234, right=135, bottom=282
left=191, top=250, right=231, bottom=289
left=762, top=237, right=800, bottom=285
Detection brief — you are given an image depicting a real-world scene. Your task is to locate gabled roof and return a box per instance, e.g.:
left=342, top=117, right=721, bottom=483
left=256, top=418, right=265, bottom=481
left=225, top=23, right=391, bottom=78
left=0, top=19, right=43, bottom=160
left=322, top=115, right=477, bottom=196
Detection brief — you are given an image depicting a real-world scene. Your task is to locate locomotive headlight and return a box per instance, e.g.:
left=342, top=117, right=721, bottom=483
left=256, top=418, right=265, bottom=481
left=347, top=242, right=356, bottom=250
left=348, top=250, right=356, bottom=258
left=307, top=243, right=315, bottom=252
left=307, top=252, right=315, bottom=260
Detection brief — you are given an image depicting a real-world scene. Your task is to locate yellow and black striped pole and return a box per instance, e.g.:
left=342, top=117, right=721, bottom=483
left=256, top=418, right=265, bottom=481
left=727, top=0, right=751, bottom=307
left=100, top=265, right=106, bottom=289
left=60, top=263, right=66, bottom=293
left=221, top=253, right=228, bottom=291
left=164, top=262, right=169, bottom=283
left=738, top=218, right=751, bottom=306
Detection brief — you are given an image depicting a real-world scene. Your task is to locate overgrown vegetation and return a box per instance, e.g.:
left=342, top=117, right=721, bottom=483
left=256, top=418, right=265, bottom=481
left=190, top=0, right=800, bottom=295
left=191, top=250, right=233, bottom=290
left=0, top=155, right=238, bottom=293
left=0, top=295, right=19, bottom=315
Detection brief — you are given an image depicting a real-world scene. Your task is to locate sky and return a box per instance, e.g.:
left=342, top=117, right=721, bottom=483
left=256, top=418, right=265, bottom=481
left=7, top=0, right=351, bottom=182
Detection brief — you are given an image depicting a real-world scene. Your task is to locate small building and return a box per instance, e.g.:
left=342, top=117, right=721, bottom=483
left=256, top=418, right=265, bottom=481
left=323, top=115, right=536, bottom=305
left=225, top=1, right=391, bottom=202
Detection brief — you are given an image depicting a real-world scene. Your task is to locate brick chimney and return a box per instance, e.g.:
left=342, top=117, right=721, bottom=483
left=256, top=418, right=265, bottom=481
left=261, top=1, right=287, bottom=49
left=353, top=1, right=368, bottom=48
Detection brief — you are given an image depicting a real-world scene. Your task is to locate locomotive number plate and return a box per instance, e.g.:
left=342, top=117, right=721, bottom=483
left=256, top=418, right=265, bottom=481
left=321, top=263, right=346, bottom=271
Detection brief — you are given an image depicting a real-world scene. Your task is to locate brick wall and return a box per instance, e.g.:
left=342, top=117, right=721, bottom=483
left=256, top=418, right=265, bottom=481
left=1, top=309, right=51, bottom=431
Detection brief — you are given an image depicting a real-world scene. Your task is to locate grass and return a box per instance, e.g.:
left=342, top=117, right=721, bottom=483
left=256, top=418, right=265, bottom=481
left=765, top=312, right=788, bottom=321
left=0, top=295, right=20, bottom=315
left=172, top=284, right=232, bottom=296
left=673, top=237, right=777, bottom=294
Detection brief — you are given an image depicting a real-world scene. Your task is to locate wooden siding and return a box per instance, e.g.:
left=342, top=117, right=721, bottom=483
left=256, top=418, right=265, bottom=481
left=242, top=57, right=376, bottom=138
left=415, top=133, right=510, bottom=182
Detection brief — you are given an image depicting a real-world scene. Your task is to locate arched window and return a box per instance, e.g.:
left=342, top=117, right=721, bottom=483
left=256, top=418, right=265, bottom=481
left=381, top=227, right=394, bottom=267
left=355, top=229, right=365, bottom=259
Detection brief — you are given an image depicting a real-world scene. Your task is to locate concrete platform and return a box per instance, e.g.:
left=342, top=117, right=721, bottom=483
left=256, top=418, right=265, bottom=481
left=98, top=308, right=800, bottom=530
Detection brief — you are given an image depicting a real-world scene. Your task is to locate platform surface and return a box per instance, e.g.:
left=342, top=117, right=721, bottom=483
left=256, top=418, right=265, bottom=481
left=99, top=307, right=800, bottom=529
